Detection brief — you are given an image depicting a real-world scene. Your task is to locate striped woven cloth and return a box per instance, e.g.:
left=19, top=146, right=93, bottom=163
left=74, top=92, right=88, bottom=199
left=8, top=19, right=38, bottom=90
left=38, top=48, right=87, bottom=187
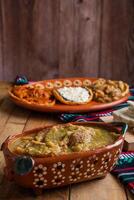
left=111, top=152, right=134, bottom=194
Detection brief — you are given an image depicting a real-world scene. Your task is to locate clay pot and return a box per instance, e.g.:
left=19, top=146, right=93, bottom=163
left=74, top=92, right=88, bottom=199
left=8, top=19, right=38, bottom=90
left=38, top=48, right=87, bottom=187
left=2, top=122, right=127, bottom=195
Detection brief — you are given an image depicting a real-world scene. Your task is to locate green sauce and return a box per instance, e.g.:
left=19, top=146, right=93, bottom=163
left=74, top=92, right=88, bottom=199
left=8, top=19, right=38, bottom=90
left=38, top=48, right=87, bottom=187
left=12, top=124, right=118, bottom=157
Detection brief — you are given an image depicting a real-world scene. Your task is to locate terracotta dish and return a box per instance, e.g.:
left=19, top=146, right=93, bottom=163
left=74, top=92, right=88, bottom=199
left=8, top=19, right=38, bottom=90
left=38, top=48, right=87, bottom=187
left=2, top=122, right=128, bottom=195
left=8, top=78, right=129, bottom=113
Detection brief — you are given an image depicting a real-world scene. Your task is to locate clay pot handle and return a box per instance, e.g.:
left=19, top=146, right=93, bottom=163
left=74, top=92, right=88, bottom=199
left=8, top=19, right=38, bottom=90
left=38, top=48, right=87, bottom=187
left=14, top=156, right=34, bottom=175
left=110, top=122, right=128, bottom=137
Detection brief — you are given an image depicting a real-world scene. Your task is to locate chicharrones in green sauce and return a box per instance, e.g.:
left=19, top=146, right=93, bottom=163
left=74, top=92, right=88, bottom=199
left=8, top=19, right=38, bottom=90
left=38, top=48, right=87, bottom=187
left=12, top=124, right=118, bottom=157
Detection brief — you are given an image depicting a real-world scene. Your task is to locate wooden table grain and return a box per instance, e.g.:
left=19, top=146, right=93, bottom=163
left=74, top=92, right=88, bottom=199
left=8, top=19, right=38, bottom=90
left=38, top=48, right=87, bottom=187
left=0, top=82, right=133, bottom=200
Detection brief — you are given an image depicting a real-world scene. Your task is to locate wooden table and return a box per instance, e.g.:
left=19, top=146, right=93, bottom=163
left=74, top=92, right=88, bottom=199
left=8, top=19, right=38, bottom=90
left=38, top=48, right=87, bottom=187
left=0, top=82, right=133, bottom=200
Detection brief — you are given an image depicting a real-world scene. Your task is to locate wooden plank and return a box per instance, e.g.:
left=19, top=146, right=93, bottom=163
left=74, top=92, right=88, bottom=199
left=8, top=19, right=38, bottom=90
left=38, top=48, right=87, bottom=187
left=0, top=0, right=60, bottom=81
left=59, top=0, right=74, bottom=77
left=0, top=171, right=37, bottom=200
left=0, top=1, right=3, bottom=80
left=0, top=81, right=11, bottom=89
left=0, top=98, right=15, bottom=134
left=0, top=122, right=25, bottom=148
left=0, top=103, right=30, bottom=147
left=8, top=106, right=30, bottom=124
left=0, top=0, right=133, bottom=84
left=127, top=1, right=134, bottom=85
left=18, top=0, right=59, bottom=81
left=126, top=189, right=134, bottom=200
left=0, top=82, right=11, bottom=110
left=73, top=0, right=101, bottom=77
left=99, top=0, right=133, bottom=83
left=0, top=151, right=5, bottom=184
left=15, top=0, right=36, bottom=81
left=0, top=82, right=11, bottom=103
left=24, top=112, right=60, bottom=131
left=70, top=174, right=127, bottom=200
left=41, top=187, right=69, bottom=200
left=1, top=0, right=21, bottom=81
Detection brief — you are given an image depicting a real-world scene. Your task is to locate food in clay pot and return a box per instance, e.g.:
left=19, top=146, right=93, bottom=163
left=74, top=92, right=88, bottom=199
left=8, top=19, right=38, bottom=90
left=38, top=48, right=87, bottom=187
left=2, top=122, right=127, bottom=195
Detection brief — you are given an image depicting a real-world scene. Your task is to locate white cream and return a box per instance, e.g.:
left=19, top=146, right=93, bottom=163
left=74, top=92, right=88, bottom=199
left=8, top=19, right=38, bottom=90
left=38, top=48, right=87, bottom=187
left=57, top=87, right=89, bottom=103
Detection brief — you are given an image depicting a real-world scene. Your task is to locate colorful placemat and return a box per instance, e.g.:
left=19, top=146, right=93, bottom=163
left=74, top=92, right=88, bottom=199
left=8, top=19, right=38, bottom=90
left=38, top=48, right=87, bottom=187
left=111, top=152, right=134, bottom=194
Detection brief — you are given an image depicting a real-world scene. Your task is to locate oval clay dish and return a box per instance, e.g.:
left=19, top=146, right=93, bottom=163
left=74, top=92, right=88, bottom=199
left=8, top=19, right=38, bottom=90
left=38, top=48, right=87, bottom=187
left=2, top=122, right=128, bottom=195
left=8, top=77, right=129, bottom=113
